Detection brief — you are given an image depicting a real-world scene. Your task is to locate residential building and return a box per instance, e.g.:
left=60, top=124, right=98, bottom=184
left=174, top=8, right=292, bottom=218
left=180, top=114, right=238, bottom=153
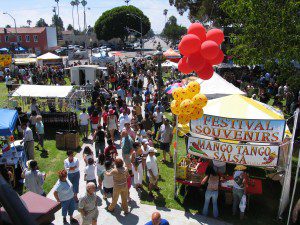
left=0, top=27, right=58, bottom=55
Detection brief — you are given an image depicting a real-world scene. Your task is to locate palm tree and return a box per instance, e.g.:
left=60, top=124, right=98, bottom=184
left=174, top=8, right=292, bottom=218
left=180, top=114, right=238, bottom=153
left=163, top=9, right=168, bottom=24
left=74, top=0, right=81, bottom=31
left=70, top=1, right=76, bottom=30
left=124, top=0, right=130, bottom=6
left=55, top=0, right=60, bottom=17
left=26, top=20, right=32, bottom=27
left=81, top=0, right=87, bottom=31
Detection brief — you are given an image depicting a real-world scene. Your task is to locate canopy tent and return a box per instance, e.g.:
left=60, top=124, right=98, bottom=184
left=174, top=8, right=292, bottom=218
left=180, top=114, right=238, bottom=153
left=163, top=48, right=181, bottom=63
left=12, top=85, right=73, bottom=98
left=91, top=52, right=115, bottom=65
left=0, top=109, right=18, bottom=136
left=37, top=52, right=61, bottom=60
left=161, top=60, right=178, bottom=69
left=194, top=72, right=245, bottom=99
left=0, top=48, right=9, bottom=52
left=14, top=58, right=37, bottom=65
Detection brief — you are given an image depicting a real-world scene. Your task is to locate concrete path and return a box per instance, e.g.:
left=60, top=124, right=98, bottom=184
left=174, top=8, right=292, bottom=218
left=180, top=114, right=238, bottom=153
left=47, top=141, right=230, bottom=225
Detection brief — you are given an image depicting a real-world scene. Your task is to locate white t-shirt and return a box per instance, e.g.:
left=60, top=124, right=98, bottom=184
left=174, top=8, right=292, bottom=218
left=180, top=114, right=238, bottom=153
left=146, top=155, right=158, bottom=177
left=153, top=112, right=163, bottom=123
left=103, top=171, right=114, bottom=188
left=96, top=163, right=105, bottom=176
left=119, top=114, right=131, bottom=132
left=64, top=157, right=80, bottom=174
left=142, top=145, right=150, bottom=155
left=79, top=113, right=89, bottom=126
left=85, top=165, right=96, bottom=180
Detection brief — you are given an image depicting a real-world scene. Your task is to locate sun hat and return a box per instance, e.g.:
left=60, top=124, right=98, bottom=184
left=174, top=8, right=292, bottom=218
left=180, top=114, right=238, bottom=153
left=142, top=139, right=149, bottom=145
left=109, top=109, right=115, bottom=115
left=148, top=147, right=157, bottom=153
left=234, top=165, right=247, bottom=171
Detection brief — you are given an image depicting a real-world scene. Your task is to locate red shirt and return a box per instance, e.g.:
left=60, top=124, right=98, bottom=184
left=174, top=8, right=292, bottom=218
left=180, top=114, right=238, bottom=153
left=102, top=112, right=108, bottom=124
left=90, top=115, right=99, bottom=124
left=104, top=145, right=118, bottom=160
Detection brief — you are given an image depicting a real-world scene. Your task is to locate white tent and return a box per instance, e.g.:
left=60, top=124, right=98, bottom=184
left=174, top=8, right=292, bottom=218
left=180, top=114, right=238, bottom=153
left=12, top=85, right=73, bottom=98
left=37, top=52, right=62, bottom=66
left=196, top=72, right=245, bottom=99
left=161, top=60, right=178, bottom=69
left=37, top=52, right=61, bottom=60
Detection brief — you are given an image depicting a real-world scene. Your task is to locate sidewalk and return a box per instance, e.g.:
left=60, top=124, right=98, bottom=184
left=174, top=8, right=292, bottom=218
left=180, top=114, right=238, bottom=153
left=47, top=141, right=231, bottom=225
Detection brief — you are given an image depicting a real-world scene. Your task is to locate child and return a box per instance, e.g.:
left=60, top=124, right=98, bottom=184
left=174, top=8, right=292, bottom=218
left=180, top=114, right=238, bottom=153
left=96, top=153, right=105, bottom=190
left=84, top=158, right=97, bottom=187
left=103, top=160, right=114, bottom=200
left=83, top=146, right=94, bottom=165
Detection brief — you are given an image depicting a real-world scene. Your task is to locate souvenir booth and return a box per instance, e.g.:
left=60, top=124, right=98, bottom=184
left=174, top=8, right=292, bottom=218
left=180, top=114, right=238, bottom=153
left=0, top=109, right=26, bottom=188
left=174, top=95, right=292, bottom=216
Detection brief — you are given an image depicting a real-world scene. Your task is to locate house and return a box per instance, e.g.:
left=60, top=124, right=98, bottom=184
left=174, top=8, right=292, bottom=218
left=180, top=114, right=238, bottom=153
left=0, top=27, right=58, bottom=55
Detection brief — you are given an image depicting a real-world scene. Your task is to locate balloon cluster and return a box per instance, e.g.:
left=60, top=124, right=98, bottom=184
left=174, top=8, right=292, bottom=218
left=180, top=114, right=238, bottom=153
left=178, top=23, right=225, bottom=80
left=170, top=81, right=207, bottom=124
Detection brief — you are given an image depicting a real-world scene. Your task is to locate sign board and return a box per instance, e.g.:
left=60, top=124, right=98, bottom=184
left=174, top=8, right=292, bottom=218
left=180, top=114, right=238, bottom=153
left=190, top=114, right=286, bottom=143
left=188, top=137, right=279, bottom=167
left=0, top=54, right=12, bottom=67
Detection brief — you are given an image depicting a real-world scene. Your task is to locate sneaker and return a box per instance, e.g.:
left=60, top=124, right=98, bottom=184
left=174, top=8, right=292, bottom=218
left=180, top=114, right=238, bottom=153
left=70, top=217, right=78, bottom=224
left=63, top=217, right=67, bottom=224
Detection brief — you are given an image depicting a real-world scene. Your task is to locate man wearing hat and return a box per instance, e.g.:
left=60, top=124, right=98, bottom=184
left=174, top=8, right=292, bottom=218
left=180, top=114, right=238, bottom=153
left=146, top=147, right=159, bottom=197
left=232, top=165, right=248, bottom=219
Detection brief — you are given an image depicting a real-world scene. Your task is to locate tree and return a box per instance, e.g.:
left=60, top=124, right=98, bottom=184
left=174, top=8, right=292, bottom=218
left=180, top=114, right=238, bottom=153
left=74, top=0, right=81, bottom=31
left=145, top=29, right=155, bottom=38
left=220, top=0, right=299, bottom=77
left=161, top=16, right=187, bottom=45
left=36, top=18, right=48, bottom=27
left=94, top=5, right=151, bottom=41
left=55, top=0, right=60, bottom=16
left=5, top=25, right=11, bottom=28
left=163, top=9, right=168, bottom=24
left=26, top=20, right=32, bottom=27
left=52, top=14, right=64, bottom=31
left=169, top=0, right=230, bottom=26
left=67, top=24, right=74, bottom=31
left=70, top=1, right=76, bottom=30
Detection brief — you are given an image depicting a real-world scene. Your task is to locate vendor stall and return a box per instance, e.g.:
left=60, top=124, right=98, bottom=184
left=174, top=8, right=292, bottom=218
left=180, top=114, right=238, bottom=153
left=37, top=52, right=63, bottom=66
left=0, top=109, right=26, bottom=188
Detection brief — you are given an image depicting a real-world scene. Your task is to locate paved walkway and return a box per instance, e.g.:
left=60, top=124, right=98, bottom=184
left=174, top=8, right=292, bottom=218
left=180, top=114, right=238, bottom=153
left=47, top=140, right=231, bottom=225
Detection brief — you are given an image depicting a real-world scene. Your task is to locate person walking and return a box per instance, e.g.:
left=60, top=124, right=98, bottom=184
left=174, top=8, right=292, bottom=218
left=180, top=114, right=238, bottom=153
left=24, top=160, right=46, bottom=196
left=121, top=130, right=134, bottom=174
left=131, top=142, right=143, bottom=189
left=96, top=153, right=105, bottom=190
left=107, top=109, right=118, bottom=142
left=103, top=160, right=114, bottom=200
left=146, top=147, right=159, bottom=198
left=93, top=125, right=106, bottom=156
left=84, top=158, right=97, bottom=187
left=79, top=108, right=90, bottom=141
left=153, top=108, right=163, bottom=140
left=202, top=166, right=220, bottom=218
left=53, top=170, right=78, bottom=224
left=158, top=118, right=173, bottom=163
left=78, top=182, right=99, bottom=225
left=64, top=150, right=80, bottom=202
left=21, top=123, right=34, bottom=160
left=106, top=158, right=129, bottom=214
left=35, top=115, right=45, bottom=152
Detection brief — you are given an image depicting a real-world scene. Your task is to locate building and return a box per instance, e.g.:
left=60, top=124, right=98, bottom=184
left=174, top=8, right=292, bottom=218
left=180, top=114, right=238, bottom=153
left=60, top=30, right=102, bottom=47
left=0, top=27, right=58, bottom=55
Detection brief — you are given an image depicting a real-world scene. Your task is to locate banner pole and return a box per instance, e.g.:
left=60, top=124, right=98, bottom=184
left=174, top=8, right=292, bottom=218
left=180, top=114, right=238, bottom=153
left=287, top=108, right=299, bottom=225
left=174, top=115, right=178, bottom=198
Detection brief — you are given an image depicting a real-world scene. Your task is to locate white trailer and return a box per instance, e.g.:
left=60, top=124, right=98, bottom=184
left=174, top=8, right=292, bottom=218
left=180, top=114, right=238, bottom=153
left=70, top=65, right=108, bottom=85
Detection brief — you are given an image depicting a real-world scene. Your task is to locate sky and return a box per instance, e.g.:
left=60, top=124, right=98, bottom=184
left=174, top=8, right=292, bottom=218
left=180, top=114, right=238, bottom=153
left=0, top=0, right=191, bottom=33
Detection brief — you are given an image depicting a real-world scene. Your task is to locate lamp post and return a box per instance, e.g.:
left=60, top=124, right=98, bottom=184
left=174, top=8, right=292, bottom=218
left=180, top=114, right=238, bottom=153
left=126, top=13, right=143, bottom=55
left=154, top=42, right=163, bottom=102
left=3, top=12, right=18, bottom=50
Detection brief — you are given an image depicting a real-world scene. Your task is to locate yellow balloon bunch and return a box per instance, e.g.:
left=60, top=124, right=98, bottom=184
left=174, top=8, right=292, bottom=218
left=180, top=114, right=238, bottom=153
left=170, top=81, right=207, bottom=125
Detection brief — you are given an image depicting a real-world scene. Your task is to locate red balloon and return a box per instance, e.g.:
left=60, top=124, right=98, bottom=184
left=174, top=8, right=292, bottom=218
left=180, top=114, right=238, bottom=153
left=187, top=23, right=206, bottom=43
left=201, top=40, right=220, bottom=60
left=208, top=49, right=224, bottom=65
left=206, top=28, right=224, bottom=45
left=178, top=57, right=193, bottom=74
left=197, top=63, right=214, bottom=80
left=178, top=34, right=202, bottom=56
left=186, top=51, right=206, bottom=71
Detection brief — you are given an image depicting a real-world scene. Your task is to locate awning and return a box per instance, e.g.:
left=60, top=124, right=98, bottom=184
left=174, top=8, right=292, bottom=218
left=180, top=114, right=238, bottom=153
left=0, top=109, right=18, bottom=136
left=163, top=48, right=181, bottom=59
left=14, top=58, right=37, bottom=65
left=12, top=85, right=73, bottom=98
left=37, top=52, right=61, bottom=60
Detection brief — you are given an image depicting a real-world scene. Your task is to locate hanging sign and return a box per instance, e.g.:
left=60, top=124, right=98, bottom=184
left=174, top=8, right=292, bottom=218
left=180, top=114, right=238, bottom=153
left=190, top=115, right=286, bottom=143
left=188, top=137, right=279, bottom=167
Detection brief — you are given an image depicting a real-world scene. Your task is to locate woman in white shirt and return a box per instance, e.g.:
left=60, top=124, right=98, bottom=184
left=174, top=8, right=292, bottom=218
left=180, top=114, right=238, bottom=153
left=64, top=150, right=80, bottom=202
left=84, top=158, right=97, bottom=187
left=103, top=160, right=114, bottom=200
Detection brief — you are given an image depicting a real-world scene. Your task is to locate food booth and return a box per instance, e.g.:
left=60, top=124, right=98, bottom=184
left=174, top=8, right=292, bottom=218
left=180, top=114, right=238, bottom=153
left=0, top=109, right=26, bottom=188
left=175, top=95, right=291, bottom=211
left=37, top=52, right=63, bottom=66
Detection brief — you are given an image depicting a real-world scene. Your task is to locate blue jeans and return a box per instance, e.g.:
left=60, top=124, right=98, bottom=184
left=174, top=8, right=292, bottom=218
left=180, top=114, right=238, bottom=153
left=61, top=198, right=75, bottom=217
left=202, top=190, right=219, bottom=218
left=68, top=171, right=80, bottom=194
left=232, top=188, right=244, bottom=215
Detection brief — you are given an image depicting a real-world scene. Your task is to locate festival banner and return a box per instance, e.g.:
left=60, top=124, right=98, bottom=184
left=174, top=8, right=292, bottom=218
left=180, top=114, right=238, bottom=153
left=188, top=137, right=279, bottom=167
left=190, top=114, right=286, bottom=143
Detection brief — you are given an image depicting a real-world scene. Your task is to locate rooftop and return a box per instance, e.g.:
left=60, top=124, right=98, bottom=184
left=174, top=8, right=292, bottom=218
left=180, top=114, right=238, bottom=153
left=0, top=27, right=46, bottom=34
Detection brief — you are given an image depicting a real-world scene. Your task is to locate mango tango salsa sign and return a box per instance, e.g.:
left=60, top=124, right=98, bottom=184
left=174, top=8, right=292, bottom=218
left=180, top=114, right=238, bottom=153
left=188, top=137, right=279, bottom=167
left=190, top=115, right=286, bottom=143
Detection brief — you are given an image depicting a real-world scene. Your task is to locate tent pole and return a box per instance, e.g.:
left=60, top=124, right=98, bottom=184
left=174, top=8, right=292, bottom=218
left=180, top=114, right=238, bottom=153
left=287, top=108, right=299, bottom=225
left=278, top=108, right=299, bottom=219
left=174, top=115, right=178, bottom=198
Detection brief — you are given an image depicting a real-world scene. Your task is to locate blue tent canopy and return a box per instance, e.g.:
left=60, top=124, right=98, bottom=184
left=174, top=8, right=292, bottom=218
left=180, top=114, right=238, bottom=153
left=0, top=109, right=18, bottom=136
left=0, top=48, right=9, bottom=52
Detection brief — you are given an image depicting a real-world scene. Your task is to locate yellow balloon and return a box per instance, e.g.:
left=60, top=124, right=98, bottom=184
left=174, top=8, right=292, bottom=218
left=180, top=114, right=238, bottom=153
left=187, top=81, right=201, bottom=97
left=192, top=93, right=208, bottom=108
left=172, top=87, right=184, bottom=101
left=190, top=108, right=204, bottom=120
left=170, top=100, right=182, bottom=115
left=178, top=114, right=190, bottom=125
left=180, top=99, right=195, bottom=115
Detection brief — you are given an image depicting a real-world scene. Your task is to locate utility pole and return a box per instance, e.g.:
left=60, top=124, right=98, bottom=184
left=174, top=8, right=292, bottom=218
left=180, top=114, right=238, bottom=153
left=154, top=42, right=163, bottom=102
left=3, top=12, right=18, bottom=51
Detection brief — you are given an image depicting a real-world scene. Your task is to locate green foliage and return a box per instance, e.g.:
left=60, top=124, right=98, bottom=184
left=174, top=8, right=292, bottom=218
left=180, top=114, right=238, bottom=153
left=287, top=75, right=300, bottom=96
left=94, top=5, right=151, bottom=41
left=5, top=25, right=11, bottom=28
left=169, top=0, right=230, bottom=26
left=145, top=28, right=155, bottom=38
left=221, top=0, right=300, bottom=75
left=162, top=16, right=187, bottom=45
left=67, top=24, right=73, bottom=31
left=35, top=18, right=48, bottom=27
left=52, top=15, right=64, bottom=31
